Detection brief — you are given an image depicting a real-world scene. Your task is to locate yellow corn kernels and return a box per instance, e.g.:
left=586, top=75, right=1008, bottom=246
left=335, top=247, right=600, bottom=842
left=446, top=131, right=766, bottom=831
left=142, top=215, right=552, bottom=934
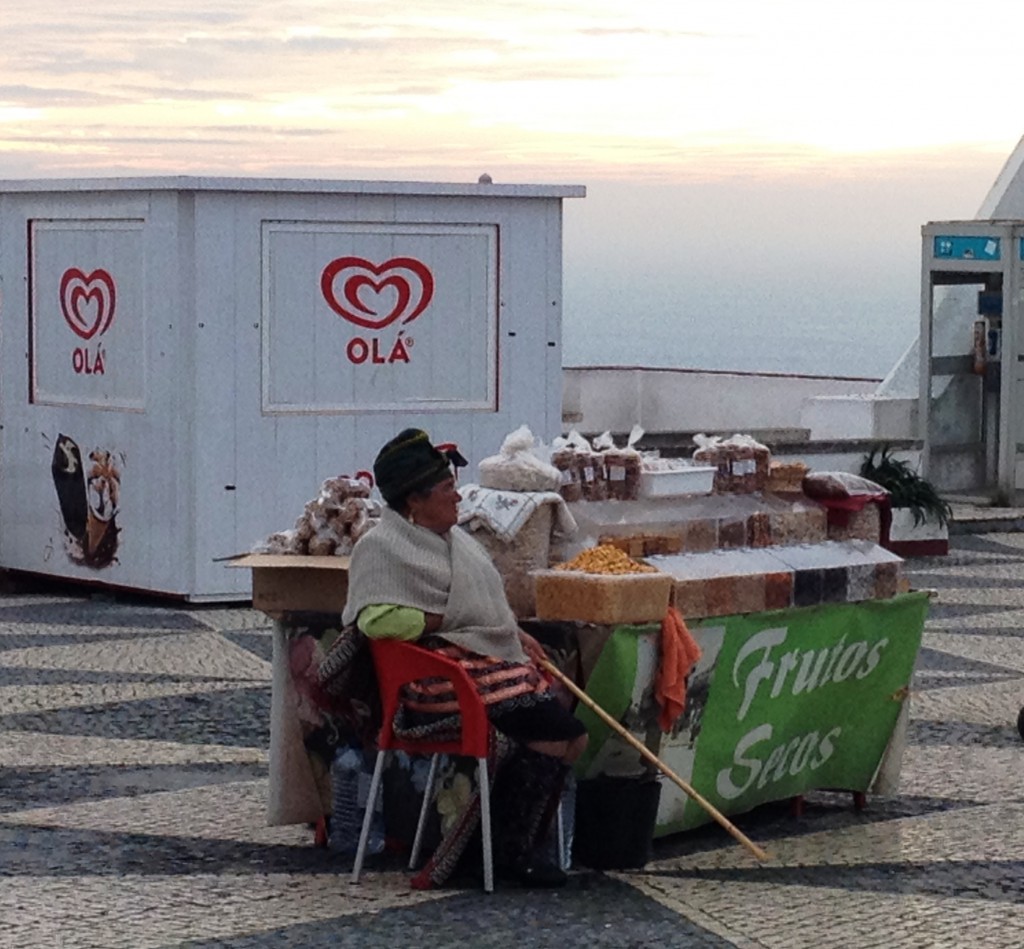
left=554, top=544, right=657, bottom=575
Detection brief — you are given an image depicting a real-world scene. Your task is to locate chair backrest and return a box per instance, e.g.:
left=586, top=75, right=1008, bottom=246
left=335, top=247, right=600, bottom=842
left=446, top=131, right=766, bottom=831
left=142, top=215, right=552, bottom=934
left=369, top=639, right=491, bottom=758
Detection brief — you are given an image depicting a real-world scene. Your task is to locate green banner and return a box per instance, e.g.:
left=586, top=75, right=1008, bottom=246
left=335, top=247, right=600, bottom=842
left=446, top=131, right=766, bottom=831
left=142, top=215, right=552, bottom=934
left=573, top=624, right=643, bottom=776
left=679, top=592, right=928, bottom=829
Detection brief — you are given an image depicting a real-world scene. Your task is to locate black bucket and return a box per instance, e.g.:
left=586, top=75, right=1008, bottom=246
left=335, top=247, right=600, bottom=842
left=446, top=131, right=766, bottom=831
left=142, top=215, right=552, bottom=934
left=573, top=775, right=661, bottom=870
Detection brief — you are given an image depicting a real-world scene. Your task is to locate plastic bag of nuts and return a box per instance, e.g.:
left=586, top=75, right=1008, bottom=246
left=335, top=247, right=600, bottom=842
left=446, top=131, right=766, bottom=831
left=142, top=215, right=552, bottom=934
left=602, top=449, right=640, bottom=500
left=550, top=444, right=583, bottom=502
left=578, top=450, right=608, bottom=501
left=560, top=429, right=608, bottom=501
left=600, top=425, right=644, bottom=501
left=693, top=433, right=770, bottom=493
left=478, top=425, right=562, bottom=492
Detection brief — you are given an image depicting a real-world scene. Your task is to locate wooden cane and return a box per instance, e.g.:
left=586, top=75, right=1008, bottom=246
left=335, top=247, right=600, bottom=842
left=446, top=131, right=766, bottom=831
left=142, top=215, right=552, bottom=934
left=540, top=658, right=770, bottom=862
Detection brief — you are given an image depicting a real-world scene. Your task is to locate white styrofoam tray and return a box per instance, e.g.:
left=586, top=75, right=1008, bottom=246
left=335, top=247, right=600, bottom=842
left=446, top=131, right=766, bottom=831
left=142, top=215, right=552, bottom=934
left=639, top=465, right=717, bottom=498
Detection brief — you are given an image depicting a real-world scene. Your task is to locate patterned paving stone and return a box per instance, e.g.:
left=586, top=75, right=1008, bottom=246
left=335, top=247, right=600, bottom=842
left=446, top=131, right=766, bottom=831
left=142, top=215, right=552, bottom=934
left=187, top=607, right=275, bottom=634
left=899, top=746, right=1024, bottom=805
left=629, top=877, right=1024, bottom=949
left=219, top=629, right=274, bottom=664
left=0, top=680, right=258, bottom=716
left=0, top=600, right=207, bottom=630
left=174, top=875, right=737, bottom=949
left=0, top=761, right=266, bottom=814
left=0, top=631, right=271, bottom=681
left=925, top=623, right=1024, bottom=639
left=931, top=585, right=1024, bottom=607
left=925, top=604, right=1024, bottom=630
left=0, top=872, right=445, bottom=949
left=0, top=729, right=267, bottom=769
left=4, top=780, right=294, bottom=844
left=923, top=601, right=1024, bottom=623
left=907, top=717, right=1021, bottom=747
left=921, top=631, right=1024, bottom=673
left=953, top=531, right=1024, bottom=551
left=910, top=564, right=1024, bottom=583
left=0, top=685, right=271, bottom=747
left=912, top=644, right=1019, bottom=686
left=909, top=677, right=1024, bottom=730
left=0, top=629, right=178, bottom=653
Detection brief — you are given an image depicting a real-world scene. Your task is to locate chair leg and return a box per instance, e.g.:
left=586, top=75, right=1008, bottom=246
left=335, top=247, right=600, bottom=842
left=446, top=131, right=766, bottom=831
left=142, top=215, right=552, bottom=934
left=409, top=753, right=440, bottom=871
left=476, top=757, right=494, bottom=893
left=350, top=750, right=388, bottom=885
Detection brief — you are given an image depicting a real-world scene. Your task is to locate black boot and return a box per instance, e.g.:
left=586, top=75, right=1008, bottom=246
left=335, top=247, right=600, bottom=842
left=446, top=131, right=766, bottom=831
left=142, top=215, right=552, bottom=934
left=490, top=749, right=570, bottom=886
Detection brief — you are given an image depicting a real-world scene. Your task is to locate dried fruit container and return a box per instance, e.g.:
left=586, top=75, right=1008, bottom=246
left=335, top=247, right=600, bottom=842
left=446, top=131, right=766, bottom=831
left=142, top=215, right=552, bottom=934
left=532, top=569, right=673, bottom=624
left=638, top=465, right=717, bottom=499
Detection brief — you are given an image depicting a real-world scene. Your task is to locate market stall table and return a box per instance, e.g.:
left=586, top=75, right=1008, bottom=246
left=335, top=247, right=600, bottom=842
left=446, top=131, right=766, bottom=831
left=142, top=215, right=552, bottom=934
left=234, top=553, right=925, bottom=859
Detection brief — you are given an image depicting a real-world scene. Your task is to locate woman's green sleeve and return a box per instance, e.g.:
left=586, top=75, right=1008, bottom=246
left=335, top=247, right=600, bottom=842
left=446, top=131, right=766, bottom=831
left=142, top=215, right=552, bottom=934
left=356, top=603, right=426, bottom=640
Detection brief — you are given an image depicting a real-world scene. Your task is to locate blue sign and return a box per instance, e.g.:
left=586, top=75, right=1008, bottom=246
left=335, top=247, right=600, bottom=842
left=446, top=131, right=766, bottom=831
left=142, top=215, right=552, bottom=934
left=933, top=236, right=1001, bottom=261
left=1019, top=238, right=1024, bottom=261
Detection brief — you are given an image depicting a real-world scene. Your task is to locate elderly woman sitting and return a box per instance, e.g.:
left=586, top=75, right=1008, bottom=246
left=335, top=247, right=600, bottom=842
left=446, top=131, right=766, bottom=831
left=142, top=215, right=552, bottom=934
left=342, top=428, right=587, bottom=887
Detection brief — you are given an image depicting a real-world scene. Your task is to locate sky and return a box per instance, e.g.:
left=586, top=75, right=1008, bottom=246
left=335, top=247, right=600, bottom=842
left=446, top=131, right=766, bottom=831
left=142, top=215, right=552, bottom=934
left=3, top=1, right=1023, bottom=379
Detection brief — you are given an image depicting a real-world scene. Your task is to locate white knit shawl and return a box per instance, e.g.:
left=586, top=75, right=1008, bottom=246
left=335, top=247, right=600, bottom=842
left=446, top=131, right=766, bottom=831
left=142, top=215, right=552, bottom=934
left=342, top=507, right=527, bottom=663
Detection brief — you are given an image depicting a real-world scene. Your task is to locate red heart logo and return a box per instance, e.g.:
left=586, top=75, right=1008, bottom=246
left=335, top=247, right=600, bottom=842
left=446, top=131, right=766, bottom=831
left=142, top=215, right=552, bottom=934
left=320, top=256, right=434, bottom=330
left=60, top=268, right=117, bottom=340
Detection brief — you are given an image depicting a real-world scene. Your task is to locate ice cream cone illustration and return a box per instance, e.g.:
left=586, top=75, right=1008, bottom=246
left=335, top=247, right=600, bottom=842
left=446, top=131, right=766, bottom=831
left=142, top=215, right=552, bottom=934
left=51, top=434, right=122, bottom=569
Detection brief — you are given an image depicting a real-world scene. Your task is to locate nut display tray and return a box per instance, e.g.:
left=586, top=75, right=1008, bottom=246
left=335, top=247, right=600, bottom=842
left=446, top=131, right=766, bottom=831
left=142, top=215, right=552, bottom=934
left=532, top=569, right=672, bottom=624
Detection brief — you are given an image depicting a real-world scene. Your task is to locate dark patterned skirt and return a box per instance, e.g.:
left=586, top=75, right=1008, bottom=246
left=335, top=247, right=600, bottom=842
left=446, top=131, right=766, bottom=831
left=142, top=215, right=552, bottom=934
left=409, top=735, right=570, bottom=889
left=396, top=639, right=586, bottom=745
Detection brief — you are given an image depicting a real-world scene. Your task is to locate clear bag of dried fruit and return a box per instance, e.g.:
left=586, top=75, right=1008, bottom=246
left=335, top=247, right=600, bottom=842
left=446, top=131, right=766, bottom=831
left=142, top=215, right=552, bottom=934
left=574, top=432, right=608, bottom=502
left=598, top=425, right=643, bottom=501
left=550, top=432, right=584, bottom=503
left=478, top=425, right=562, bottom=493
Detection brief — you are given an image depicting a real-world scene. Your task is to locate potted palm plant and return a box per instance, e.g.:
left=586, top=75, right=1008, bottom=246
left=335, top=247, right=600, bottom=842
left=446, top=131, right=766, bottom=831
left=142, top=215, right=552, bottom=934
left=860, top=445, right=951, bottom=556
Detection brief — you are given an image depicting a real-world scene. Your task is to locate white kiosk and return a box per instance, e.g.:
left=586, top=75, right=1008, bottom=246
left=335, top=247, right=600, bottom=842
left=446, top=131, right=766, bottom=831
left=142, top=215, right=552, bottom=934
left=0, top=176, right=584, bottom=599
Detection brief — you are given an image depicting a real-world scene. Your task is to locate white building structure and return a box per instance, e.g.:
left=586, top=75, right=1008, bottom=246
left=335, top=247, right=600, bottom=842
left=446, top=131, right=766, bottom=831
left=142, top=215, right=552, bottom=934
left=0, top=176, right=583, bottom=598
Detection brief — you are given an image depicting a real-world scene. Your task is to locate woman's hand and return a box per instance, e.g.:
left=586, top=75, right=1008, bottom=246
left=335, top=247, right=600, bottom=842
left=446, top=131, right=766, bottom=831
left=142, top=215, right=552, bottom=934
left=422, top=612, right=444, bottom=634
left=518, top=629, right=548, bottom=666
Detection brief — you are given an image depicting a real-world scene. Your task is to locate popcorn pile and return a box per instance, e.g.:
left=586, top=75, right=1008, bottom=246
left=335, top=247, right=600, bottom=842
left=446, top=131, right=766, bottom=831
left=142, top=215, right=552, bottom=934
left=554, top=543, right=657, bottom=575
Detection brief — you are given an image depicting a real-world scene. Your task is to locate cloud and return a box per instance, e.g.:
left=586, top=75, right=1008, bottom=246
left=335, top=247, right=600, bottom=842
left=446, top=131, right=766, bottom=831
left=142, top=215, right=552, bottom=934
left=577, top=26, right=713, bottom=38
left=3, top=0, right=1022, bottom=184
left=0, top=85, right=132, bottom=107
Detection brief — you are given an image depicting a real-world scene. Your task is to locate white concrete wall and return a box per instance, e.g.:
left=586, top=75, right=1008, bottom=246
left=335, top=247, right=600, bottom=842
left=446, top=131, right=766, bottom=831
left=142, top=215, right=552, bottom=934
left=562, top=366, right=879, bottom=435
left=800, top=394, right=918, bottom=441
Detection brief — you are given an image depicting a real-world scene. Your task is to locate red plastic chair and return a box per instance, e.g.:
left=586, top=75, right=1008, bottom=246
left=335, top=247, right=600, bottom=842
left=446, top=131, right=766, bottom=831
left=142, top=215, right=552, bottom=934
left=350, top=638, right=497, bottom=892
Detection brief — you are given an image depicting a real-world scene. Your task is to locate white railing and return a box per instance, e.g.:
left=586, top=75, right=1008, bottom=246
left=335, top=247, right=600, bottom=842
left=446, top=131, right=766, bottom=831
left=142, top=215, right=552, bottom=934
left=563, top=365, right=883, bottom=437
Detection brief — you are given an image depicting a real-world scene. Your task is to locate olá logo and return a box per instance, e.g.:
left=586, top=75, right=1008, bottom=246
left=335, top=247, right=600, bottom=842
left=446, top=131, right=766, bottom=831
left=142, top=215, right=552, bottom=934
left=60, top=268, right=116, bottom=376
left=61, top=268, right=116, bottom=339
left=320, top=256, right=434, bottom=365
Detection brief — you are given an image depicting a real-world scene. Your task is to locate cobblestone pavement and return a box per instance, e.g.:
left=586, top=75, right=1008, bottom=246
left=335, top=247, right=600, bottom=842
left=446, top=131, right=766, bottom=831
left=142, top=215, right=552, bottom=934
left=2, top=535, right=1023, bottom=948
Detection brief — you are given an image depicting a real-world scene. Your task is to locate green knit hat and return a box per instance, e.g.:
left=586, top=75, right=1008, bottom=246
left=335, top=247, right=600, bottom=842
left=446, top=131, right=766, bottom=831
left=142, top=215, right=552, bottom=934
left=373, top=428, right=467, bottom=507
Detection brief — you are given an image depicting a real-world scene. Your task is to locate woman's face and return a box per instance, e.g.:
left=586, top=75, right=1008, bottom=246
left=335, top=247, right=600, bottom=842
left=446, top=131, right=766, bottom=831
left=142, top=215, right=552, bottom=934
left=407, top=476, right=460, bottom=533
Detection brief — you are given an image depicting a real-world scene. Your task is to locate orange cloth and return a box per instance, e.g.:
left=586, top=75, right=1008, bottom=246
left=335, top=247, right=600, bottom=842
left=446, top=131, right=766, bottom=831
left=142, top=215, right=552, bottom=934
left=656, top=607, right=702, bottom=733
